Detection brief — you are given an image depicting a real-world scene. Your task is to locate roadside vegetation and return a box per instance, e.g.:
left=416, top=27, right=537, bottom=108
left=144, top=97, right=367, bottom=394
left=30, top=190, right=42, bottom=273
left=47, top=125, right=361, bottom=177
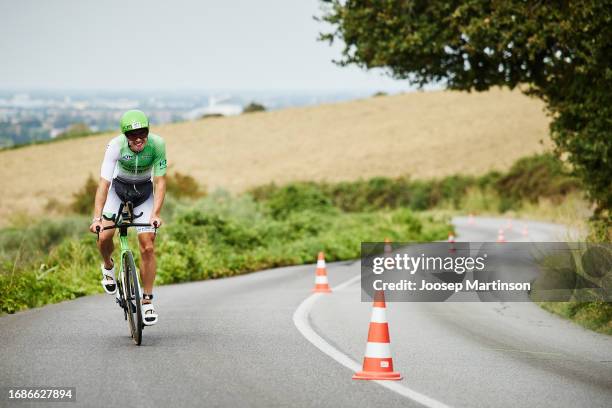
left=0, top=173, right=448, bottom=313
left=250, top=153, right=582, bottom=217
left=538, top=302, right=612, bottom=335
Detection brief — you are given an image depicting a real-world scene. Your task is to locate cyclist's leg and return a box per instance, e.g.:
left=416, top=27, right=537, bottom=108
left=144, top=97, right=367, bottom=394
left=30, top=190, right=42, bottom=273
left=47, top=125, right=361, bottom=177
left=98, top=221, right=115, bottom=269
left=138, top=232, right=156, bottom=296
left=99, top=184, right=120, bottom=268
left=135, top=195, right=158, bottom=324
left=134, top=193, right=156, bottom=297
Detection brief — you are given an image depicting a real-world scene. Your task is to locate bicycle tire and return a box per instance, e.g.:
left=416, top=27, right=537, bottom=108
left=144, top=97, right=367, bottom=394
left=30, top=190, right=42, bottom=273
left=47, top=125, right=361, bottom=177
left=123, top=251, right=142, bottom=345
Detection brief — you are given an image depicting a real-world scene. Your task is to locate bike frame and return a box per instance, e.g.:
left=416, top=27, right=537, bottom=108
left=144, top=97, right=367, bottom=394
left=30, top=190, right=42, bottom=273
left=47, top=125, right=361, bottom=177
left=117, top=227, right=138, bottom=298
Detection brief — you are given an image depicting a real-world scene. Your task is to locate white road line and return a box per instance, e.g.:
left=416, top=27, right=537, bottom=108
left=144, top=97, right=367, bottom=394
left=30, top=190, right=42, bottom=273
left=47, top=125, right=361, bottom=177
left=293, top=274, right=452, bottom=408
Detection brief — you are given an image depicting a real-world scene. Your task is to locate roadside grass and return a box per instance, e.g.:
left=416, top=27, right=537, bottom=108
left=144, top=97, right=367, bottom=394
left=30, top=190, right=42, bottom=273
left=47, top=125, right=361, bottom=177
left=537, top=302, right=612, bottom=335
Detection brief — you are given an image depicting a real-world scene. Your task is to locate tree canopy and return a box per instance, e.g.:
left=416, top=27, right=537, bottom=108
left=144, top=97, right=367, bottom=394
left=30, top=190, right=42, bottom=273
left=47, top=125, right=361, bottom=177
left=320, top=0, right=611, bottom=217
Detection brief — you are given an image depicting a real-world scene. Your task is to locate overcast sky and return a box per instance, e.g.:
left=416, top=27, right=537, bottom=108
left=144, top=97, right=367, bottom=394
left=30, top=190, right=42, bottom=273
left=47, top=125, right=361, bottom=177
left=0, top=0, right=410, bottom=92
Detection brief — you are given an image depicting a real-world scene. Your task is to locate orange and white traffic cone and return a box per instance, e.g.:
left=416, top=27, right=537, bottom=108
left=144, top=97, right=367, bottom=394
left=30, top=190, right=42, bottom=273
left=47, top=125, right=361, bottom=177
left=506, top=218, right=513, bottom=231
left=521, top=225, right=529, bottom=237
left=468, top=213, right=475, bottom=225
left=497, top=228, right=506, bottom=243
left=353, top=291, right=402, bottom=381
left=384, top=238, right=392, bottom=255
left=448, top=232, right=456, bottom=252
left=312, top=252, right=332, bottom=293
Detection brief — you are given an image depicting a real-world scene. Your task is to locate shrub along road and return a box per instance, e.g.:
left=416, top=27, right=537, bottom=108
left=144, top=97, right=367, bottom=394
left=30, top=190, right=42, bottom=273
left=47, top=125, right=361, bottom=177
left=0, top=217, right=610, bottom=407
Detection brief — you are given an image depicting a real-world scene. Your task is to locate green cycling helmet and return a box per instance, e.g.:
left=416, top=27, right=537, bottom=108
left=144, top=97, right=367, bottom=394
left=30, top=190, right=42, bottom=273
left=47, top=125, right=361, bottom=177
left=120, top=110, right=149, bottom=134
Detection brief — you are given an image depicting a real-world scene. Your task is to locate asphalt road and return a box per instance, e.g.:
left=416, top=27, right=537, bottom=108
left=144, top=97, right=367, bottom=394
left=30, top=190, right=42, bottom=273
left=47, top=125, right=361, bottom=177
left=1, top=216, right=610, bottom=408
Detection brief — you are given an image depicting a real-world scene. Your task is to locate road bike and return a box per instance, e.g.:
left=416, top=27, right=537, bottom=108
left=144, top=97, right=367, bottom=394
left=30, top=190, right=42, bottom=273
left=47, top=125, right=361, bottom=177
left=96, top=201, right=156, bottom=345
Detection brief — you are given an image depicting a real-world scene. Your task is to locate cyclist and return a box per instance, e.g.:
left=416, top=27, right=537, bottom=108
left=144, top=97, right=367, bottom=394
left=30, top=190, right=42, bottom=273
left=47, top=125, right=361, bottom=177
left=89, top=109, right=167, bottom=325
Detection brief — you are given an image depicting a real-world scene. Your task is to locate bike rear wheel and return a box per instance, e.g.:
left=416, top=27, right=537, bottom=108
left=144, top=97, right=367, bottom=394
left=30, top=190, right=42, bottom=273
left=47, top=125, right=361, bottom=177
left=123, top=251, right=142, bottom=345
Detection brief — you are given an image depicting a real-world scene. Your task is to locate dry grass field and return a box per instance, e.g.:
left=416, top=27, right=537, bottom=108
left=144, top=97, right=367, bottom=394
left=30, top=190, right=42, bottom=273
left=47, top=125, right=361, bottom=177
left=0, top=88, right=551, bottom=222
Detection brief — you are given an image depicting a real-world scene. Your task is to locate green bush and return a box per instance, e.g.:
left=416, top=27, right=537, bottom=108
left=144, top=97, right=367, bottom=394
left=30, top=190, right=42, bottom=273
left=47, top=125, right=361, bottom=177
left=496, top=153, right=581, bottom=207
left=264, top=183, right=335, bottom=219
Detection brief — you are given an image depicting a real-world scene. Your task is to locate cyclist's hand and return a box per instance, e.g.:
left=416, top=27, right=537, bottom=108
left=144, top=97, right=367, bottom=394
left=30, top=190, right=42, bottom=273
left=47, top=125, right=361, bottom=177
left=150, top=215, right=163, bottom=229
left=89, top=220, right=103, bottom=234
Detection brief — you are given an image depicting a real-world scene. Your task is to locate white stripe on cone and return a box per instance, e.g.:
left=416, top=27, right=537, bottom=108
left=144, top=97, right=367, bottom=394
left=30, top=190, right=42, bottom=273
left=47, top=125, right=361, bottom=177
left=317, top=260, right=326, bottom=268
left=315, top=276, right=329, bottom=284
left=365, top=342, right=393, bottom=358
left=371, top=307, right=388, bottom=323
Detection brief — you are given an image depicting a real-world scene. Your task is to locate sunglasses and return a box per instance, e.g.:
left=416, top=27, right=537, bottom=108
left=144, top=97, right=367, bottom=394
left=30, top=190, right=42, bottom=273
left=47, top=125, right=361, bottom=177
left=125, top=129, right=149, bottom=140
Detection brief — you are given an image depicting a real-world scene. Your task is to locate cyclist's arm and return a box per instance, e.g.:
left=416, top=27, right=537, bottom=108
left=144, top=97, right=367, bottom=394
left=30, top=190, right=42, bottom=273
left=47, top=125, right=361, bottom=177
left=151, top=137, right=167, bottom=220
left=93, top=178, right=111, bottom=219
left=152, top=175, right=166, bottom=218
left=94, top=139, right=120, bottom=219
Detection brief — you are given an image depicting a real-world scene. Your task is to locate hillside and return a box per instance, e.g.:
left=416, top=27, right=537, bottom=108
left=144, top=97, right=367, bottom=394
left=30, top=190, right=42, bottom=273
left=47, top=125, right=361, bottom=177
left=0, top=88, right=551, bottom=221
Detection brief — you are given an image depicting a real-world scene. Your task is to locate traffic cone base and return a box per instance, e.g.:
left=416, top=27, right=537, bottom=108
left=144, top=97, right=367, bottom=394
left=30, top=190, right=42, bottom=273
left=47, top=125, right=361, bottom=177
left=353, top=366, right=402, bottom=380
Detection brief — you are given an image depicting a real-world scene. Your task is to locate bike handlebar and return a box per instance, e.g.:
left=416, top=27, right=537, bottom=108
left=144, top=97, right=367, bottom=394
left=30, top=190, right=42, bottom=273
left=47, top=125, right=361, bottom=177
left=95, top=222, right=158, bottom=241
left=101, top=223, right=153, bottom=230
left=96, top=218, right=159, bottom=241
left=94, top=201, right=159, bottom=241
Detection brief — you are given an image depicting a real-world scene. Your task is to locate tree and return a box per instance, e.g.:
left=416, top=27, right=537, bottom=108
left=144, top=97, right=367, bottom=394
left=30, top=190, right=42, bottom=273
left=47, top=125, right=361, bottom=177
left=242, top=102, right=266, bottom=113
left=319, top=0, right=612, bottom=218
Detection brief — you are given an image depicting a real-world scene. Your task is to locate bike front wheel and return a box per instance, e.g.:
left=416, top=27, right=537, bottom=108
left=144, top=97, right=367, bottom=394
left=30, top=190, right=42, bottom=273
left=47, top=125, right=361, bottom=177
left=122, top=251, right=142, bottom=345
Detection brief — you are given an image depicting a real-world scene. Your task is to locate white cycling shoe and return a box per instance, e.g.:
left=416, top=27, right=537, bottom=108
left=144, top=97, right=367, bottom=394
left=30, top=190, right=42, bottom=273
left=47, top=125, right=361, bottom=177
left=100, top=260, right=117, bottom=295
left=142, top=294, right=159, bottom=326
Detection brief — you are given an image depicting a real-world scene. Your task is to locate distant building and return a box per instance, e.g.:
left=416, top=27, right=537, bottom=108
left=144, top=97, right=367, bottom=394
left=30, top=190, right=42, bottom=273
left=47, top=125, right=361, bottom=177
left=184, top=95, right=242, bottom=119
